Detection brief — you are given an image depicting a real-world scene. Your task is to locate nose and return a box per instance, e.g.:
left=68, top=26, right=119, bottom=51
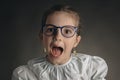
left=53, top=28, right=62, bottom=41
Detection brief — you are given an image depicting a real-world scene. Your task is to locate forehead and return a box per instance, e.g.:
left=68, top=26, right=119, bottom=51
left=46, top=11, right=79, bottom=26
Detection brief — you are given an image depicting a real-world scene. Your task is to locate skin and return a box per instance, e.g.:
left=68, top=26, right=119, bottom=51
left=41, top=11, right=81, bottom=65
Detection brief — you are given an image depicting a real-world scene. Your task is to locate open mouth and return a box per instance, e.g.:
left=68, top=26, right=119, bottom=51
left=50, top=46, right=64, bottom=57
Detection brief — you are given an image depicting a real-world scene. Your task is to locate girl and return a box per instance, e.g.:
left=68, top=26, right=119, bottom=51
left=12, top=4, right=108, bottom=80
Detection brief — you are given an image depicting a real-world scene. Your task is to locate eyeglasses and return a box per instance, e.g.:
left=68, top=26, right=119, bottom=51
left=43, top=24, right=78, bottom=38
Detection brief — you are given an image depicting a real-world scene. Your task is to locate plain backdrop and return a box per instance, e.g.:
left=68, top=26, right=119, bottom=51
left=1, top=0, right=120, bottom=80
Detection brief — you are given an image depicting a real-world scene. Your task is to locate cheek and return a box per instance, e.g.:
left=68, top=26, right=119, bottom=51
left=43, top=36, right=52, bottom=47
left=64, top=39, right=75, bottom=49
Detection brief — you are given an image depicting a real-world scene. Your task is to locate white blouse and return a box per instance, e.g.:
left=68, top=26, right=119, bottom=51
left=12, top=53, right=108, bottom=80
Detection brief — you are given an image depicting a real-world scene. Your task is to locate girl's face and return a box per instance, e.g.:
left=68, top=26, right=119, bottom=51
left=42, top=11, right=81, bottom=64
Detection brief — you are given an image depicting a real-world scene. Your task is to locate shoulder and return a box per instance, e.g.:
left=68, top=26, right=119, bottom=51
left=27, top=57, right=47, bottom=68
left=13, top=57, right=46, bottom=73
left=13, top=65, right=28, bottom=76
left=12, top=65, right=31, bottom=80
left=73, top=53, right=107, bottom=65
left=74, top=53, right=108, bottom=79
left=72, top=53, right=108, bottom=73
left=12, top=57, right=46, bottom=80
left=72, top=53, right=91, bottom=63
left=12, top=65, right=38, bottom=80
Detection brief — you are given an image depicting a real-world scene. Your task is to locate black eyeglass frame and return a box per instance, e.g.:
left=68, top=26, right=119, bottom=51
left=43, top=24, right=78, bottom=38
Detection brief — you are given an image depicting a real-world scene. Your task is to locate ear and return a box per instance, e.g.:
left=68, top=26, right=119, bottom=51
left=73, top=36, right=81, bottom=47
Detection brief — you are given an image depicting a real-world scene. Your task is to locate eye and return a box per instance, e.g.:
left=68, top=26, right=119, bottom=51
left=63, top=27, right=73, bottom=35
left=46, top=28, right=54, bottom=33
left=44, top=25, right=55, bottom=33
left=64, top=29, right=72, bottom=34
left=44, top=27, right=54, bottom=36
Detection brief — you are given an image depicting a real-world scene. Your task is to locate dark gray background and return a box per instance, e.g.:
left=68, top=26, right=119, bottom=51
left=1, top=0, right=120, bottom=80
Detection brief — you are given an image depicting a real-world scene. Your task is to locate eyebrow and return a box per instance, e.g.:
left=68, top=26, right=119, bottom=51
left=45, top=24, right=77, bottom=28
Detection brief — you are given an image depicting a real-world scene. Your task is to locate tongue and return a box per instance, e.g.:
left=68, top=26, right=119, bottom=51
left=51, top=47, right=62, bottom=57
